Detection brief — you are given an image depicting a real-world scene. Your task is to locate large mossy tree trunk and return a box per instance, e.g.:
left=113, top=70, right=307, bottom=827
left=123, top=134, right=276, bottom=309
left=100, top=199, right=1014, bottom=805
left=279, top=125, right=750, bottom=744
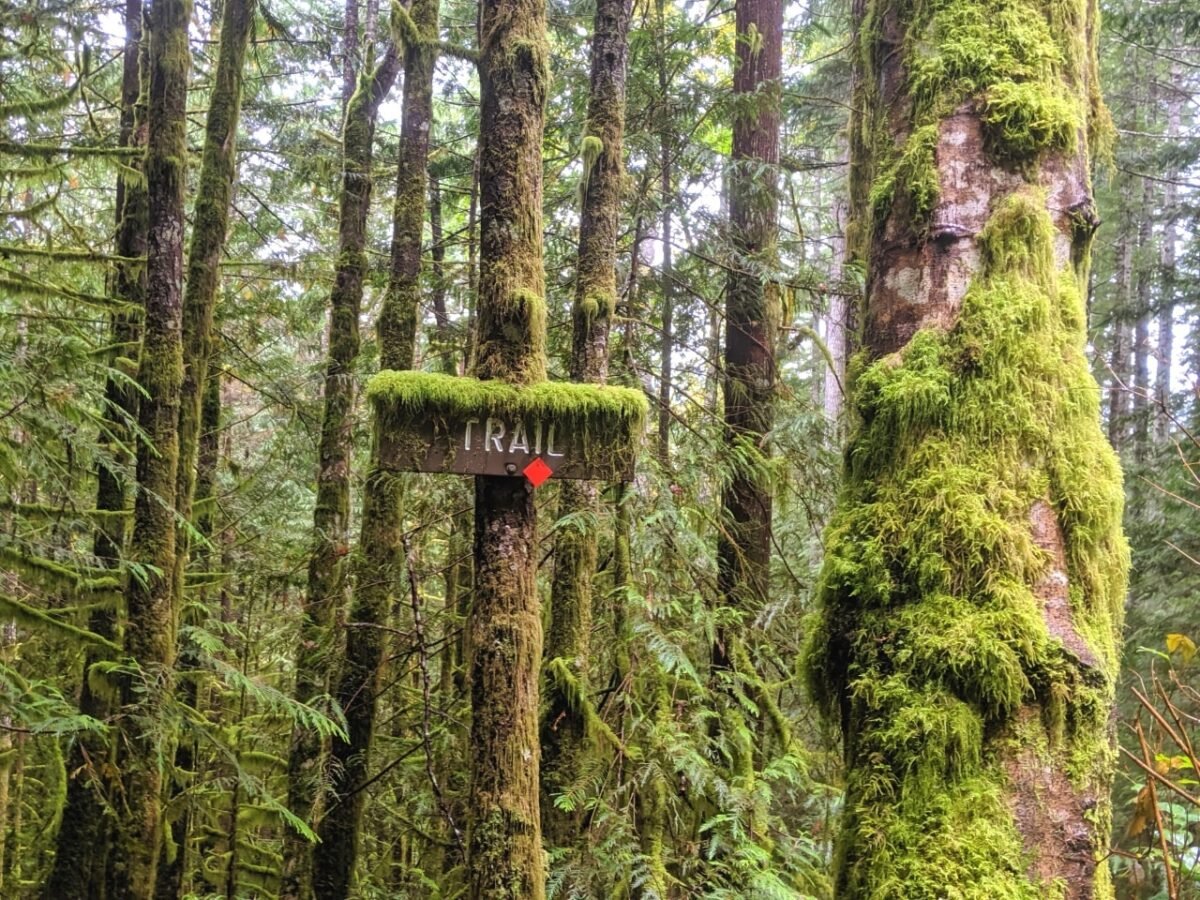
left=110, top=0, right=191, bottom=895
left=312, top=0, right=438, bottom=889
left=539, top=0, right=632, bottom=849
left=712, top=0, right=783, bottom=821
left=282, top=39, right=400, bottom=900
left=804, top=0, right=1128, bottom=894
left=45, top=3, right=146, bottom=896
left=467, top=0, right=549, bottom=889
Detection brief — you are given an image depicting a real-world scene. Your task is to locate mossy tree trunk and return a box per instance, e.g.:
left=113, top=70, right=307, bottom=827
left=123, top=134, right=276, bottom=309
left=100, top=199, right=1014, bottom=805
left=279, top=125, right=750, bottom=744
left=45, top=3, right=146, bottom=896
left=712, top=0, right=783, bottom=825
left=282, top=39, right=400, bottom=900
left=157, top=0, right=255, bottom=892
left=468, top=0, right=550, bottom=889
left=111, top=0, right=191, bottom=894
left=539, top=0, right=632, bottom=849
left=804, top=0, right=1128, bottom=894
left=312, top=0, right=438, bottom=888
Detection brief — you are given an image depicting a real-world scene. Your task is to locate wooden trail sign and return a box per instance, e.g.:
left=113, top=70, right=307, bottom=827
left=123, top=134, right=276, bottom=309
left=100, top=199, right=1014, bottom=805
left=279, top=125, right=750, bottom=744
left=367, top=371, right=646, bottom=486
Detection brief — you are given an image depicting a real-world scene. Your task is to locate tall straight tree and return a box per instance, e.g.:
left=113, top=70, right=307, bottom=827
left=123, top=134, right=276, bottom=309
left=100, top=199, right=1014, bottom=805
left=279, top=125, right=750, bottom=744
left=714, top=0, right=783, bottom=718
left=158, top=0, right=256, bottom=891
left=468, top=0, right=550, bottom=888
left=655, top=0, right=673, bottom=465
left=111, top=0, right=191, bottom=894
left=540, top=0, right=633, bottom=846
left=282, top=30, right=400, bottom=900
left=804, top=0, right=1128, bottom=895
left=312, top=0, right=440, bottom=888
left=45, top=1, right=146, bottom=895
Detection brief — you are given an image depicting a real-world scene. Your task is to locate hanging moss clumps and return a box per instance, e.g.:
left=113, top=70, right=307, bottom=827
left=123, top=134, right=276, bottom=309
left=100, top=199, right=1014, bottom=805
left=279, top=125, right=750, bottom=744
left=804, top=191, right=1126, bottom=898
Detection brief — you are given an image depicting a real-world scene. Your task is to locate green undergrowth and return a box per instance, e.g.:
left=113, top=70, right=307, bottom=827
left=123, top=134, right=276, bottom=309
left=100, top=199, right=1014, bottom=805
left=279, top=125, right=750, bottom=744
left=804, top=192, right=1127, bottom=897
left=864, top=0, right=1103, bottom=234
left=367, top=370, right=648, bottom=440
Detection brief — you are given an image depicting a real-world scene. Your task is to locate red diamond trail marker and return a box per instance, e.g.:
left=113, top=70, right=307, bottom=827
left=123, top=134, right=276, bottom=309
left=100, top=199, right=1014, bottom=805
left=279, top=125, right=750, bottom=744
left=523, top=457, right=553, bottom=488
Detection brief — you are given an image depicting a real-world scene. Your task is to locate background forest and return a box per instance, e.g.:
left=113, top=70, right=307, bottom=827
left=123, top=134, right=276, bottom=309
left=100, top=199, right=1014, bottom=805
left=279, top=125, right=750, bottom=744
left=0, top=0, right=1197, bottom=895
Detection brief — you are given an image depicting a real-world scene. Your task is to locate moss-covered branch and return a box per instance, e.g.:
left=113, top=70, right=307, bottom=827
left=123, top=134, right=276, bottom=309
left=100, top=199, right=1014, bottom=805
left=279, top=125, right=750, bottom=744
left=0, top=594, right=122, bottom=655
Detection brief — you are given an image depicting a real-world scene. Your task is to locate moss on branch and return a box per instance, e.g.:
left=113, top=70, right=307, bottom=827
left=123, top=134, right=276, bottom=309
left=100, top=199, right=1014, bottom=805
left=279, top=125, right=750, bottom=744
left=367, top=370, right=647, bottom=441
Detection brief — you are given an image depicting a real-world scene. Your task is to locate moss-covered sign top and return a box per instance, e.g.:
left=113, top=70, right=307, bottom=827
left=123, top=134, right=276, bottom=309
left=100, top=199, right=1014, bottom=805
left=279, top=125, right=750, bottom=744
left=367, top=371, right=647, bottom=482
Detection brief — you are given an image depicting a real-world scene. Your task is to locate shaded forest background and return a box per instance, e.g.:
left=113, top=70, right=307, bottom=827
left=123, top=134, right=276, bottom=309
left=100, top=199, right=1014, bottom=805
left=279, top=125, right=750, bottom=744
left=0, top=0, right=1197, bottom=895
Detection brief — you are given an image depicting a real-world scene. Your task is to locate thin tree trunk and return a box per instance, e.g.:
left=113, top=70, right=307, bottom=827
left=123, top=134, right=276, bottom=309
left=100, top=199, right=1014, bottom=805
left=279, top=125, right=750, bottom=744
left=540, top=0, right=632, bottom=848
left=282, top=38, right=400, bottom=900
left=1132, top=170, right=1154, bottom=460
left=711, top=0, right=783, bottom=850
left=155, top=1, right=254, bottom=891
left=45, top=2, right=146, bottom=895
left=716, top=0, right=782, bottom=636
left=313, top=0, right=438, bottom=882
left=429, top=174, right=474, bottom=881
left=1155, top=67, right=1179, bottom=444
left=823, top=195, right=849, bottom=429
left=467, top=0, right=550, bottom=886
left=111, top=0, right=191, bottom=893
left=1107, top=224, right=1133, bottom=448
left=0, top=624, right=16, bottom=895
left=805, top=0, right=1127, bottom=893
left=343, top=0, right=359, bottom=104
left=656, top=111, right=672, bottom=460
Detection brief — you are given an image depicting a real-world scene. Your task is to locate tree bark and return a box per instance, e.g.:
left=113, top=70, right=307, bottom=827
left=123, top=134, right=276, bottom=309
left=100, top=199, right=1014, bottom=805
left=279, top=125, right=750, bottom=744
left=540, top=0, right=632, bottom=848
left=715, top=0, right=782, bottom=661
left=45, top=2, right=146, bottom=895
left=709, top=0, right=783, bottom=852
left=805, top=0, right=1128, bottom=893
left=313, top=0, right=438, bottom=884
left=282, top=39, right=400, bottom=900
left=467, top=0, right=550, bottom=888
left=1132, top=172, right=1154, bottom=460
left=823, top=195, right=850, bottom=429
left=110, top=0, right=191, bottom=894
left=156, top=1, right=254, bottom=891
left=1154, top=67, right=1179, bottom=445
left=1107, top=222, right=1133, bottom=449
left=656, top=9, right=673, bottom=467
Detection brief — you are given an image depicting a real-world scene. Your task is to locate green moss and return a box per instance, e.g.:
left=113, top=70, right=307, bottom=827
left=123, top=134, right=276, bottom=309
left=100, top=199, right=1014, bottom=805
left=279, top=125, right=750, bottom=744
left=579, top=289, right=616, bottom=322
left=804, top=192, right=1126, bottom=896
left=906, top=0, right=1063, bottom=114
left=578, top=133, right=604, bottom=203
left=981, top=81, right=1079, bottom=160
left=367, top=370, right=647, bottom=435
left=474, top=284, right=550, bottom=384
left=864, top=0, right=1101, bottom=231
left=870, top=124, right=940, bottom=229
